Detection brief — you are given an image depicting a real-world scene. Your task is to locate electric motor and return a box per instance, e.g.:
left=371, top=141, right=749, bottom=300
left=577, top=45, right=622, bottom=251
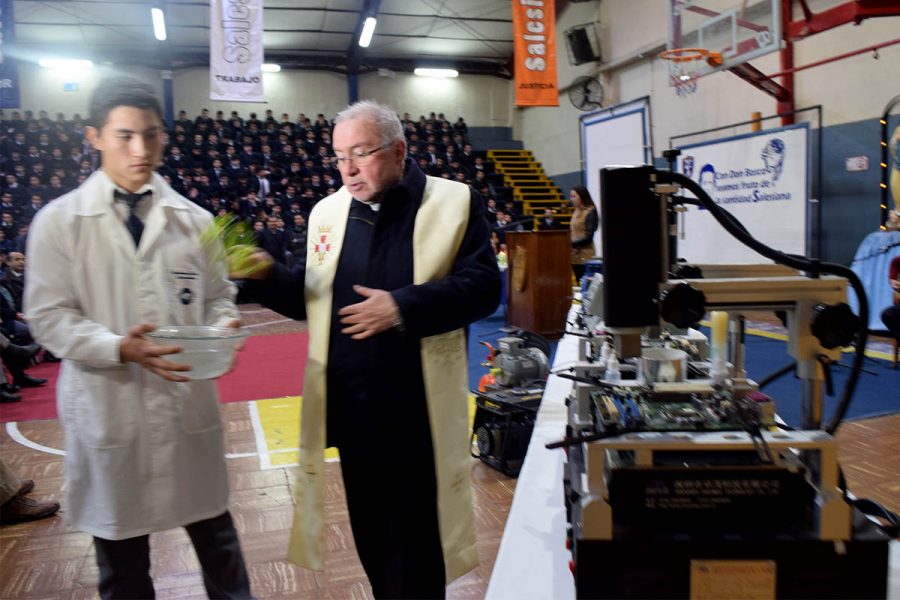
left=494, top=336, right=550, bottom=387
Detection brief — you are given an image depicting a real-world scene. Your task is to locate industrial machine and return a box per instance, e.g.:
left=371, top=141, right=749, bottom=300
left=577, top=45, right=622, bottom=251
left=553, top=165, right=895, bottom=598
left=472, top=330, right=550, bottom=476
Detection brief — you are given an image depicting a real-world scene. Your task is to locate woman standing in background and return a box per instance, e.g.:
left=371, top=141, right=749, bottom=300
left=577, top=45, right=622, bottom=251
left=569, top=185, right=598, bottom=283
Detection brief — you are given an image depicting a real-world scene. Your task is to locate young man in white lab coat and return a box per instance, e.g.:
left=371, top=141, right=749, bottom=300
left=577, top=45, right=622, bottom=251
left=24, top=77, right=253, bottom=599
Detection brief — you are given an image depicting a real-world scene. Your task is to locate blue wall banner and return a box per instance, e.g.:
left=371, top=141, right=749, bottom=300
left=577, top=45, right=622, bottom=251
left=210, top=0, right=264, bottom=103
left=0, top=0, right=21, bottom=108
left=677, top=125, right=810, bottom=264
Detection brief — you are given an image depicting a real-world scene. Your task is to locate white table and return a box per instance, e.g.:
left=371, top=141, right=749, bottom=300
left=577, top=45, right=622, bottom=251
left=485, top=315, right=579, bottom=600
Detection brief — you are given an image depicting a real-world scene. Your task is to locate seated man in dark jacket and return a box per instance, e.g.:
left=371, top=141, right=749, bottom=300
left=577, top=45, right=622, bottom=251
left=537, top=208, right=565, bottom=230
left=258, top=216, right=287, bottom=264
left=0, top=287, right=44, bottom=388
left=0, top=251, right=25, bottom=311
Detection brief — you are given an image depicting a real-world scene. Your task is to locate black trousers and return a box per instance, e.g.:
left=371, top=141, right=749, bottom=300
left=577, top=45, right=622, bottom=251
left=572, top=263, right=586, bottom=284
left=339, top=440, right=446, bottom=599
left=883, top=303, right=900, bottom=336
left=93, top=510, right=252, bottom=600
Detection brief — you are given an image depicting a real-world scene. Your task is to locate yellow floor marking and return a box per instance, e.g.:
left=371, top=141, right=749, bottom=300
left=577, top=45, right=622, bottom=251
left=255, top=396, right=338, bottom=465
left=253, top=394, right=479, bottom=468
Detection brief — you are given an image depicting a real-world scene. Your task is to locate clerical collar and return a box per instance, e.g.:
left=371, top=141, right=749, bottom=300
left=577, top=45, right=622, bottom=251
left=352, top=198, right=380, bottom=213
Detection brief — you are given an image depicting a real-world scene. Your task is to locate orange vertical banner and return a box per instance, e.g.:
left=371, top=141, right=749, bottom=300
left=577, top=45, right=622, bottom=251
left=512, top=0, right=559, bottom=107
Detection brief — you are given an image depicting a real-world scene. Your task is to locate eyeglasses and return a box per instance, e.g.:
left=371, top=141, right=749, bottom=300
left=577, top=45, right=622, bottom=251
left=332, top=142, right=392, bottom=166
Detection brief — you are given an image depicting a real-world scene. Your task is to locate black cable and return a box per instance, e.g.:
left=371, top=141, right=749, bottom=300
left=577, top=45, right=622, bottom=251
left=757, top=362, right=796, bottom=390
left=839, top=468, right=900, bottom=537
left=747, top=425, right=775, bottom=464
left=850, top=498, right=900, bottom=538
left=674, top=195, right=753, bottom=238
left=549, top=361, right=581, bottom=374
left=516, top=329, right=553, bottom=358
left=667, top=172, right=868, bottom=435
left=838, top=468, right=849, bottom=499
left=555, top=372, right=598, bottom=385
left=562, top=330, right=592, bottom=339
left=545, top=428, right=636, bottom=450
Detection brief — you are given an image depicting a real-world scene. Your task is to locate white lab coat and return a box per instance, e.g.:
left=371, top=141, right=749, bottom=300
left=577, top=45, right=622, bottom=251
left=24, top=170, right=239, bottom=540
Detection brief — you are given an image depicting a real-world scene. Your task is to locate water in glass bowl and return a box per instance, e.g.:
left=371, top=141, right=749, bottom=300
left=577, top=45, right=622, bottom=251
left=146, top=325, right=249, bottom=380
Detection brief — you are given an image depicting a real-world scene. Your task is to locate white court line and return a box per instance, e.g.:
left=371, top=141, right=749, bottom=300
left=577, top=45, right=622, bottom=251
left=5, top=422, right=65, bottom=456
left=4, top=401, right=324, bottom=466
left=247, top=400, right=272, bottom=469
left=4, top=408, right=289, bottom=464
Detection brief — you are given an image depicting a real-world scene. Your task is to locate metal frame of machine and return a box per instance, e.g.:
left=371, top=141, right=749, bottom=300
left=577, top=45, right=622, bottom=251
left=557, top=165, right=892, bottom=598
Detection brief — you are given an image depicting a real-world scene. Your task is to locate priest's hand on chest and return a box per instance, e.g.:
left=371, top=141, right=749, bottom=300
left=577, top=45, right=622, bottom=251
left=338, top=285, right=402, bottom=340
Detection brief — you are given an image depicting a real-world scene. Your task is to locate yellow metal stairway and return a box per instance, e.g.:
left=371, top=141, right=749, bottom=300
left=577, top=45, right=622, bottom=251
left=487, top=149, right=569, bottom=228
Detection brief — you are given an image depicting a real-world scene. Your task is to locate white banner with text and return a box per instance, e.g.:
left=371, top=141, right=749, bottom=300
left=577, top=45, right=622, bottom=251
left=210, top=0, right=264, bottom=102
left=676, top=125, right=809, bottom=264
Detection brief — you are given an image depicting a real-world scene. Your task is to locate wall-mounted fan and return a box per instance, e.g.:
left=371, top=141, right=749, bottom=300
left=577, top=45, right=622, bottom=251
left=568, top=76, right=604, bottom=111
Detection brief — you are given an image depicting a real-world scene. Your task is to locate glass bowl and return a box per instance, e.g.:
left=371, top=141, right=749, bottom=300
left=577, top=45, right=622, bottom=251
left=145, top=325, right=249, bottom=380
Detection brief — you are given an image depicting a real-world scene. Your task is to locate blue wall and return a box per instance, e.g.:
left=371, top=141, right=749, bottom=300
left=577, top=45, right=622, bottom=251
left=551, top=171, right=582, bottom=196
left=819, top=118, right=886, bottom=264
left=469, top=126, right=523, bottom=151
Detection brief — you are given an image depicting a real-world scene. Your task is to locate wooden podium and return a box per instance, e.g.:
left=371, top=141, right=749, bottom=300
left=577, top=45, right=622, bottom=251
left=505, top=230, right=571, bottom=339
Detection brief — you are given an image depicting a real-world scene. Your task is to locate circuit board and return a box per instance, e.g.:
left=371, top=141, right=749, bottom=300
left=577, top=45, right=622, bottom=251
left=589, top=390, right=771, bottom=432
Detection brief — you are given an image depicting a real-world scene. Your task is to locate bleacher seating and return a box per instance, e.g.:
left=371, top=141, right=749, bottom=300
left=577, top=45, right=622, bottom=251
left=486, top=149, right=569, bottom=230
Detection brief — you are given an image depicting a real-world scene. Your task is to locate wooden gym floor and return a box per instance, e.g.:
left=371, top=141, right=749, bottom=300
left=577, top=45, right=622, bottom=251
left=1, top=307, right=897, bottom=598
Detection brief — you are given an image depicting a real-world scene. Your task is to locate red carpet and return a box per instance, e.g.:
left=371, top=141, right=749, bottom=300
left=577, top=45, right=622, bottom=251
left=0, top=332, right=307, bottom=423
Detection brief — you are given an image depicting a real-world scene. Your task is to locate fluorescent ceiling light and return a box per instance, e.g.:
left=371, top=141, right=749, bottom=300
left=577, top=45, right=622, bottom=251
left=359, top=17, right=376, bottom=48
left=261, top=63, right=281, bottom=72
left=151, top=7, right=167, bottom=41
left=39, top=59, right=93, bottom=69
left=414, top=68, right=459, bottom=78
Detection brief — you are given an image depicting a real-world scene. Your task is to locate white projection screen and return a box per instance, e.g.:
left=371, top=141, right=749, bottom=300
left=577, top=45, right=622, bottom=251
left=579, top=97, right=653, bottom=256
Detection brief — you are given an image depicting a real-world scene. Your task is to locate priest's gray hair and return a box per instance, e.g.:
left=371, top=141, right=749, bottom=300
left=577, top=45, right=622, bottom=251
left=334, top=100, right=405, bottom=147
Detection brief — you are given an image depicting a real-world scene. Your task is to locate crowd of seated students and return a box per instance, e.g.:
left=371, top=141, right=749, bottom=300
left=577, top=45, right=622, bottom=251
left=3, top=105, right=529, bottom=278
left=1, top=107, right=498, bottom=263
left=0, top=106, right=530, bottom=369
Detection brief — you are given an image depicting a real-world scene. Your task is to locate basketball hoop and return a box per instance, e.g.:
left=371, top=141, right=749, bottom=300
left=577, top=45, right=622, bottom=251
left=659, top=48, right=723, bottom=96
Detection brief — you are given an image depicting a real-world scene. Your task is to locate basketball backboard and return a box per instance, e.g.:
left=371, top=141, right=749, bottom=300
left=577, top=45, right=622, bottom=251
left=666, top=0, right=782, bottom=85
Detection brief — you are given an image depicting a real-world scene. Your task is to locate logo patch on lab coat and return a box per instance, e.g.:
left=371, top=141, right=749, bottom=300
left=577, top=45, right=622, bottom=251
left=171, top=270, right=198, bottom=306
